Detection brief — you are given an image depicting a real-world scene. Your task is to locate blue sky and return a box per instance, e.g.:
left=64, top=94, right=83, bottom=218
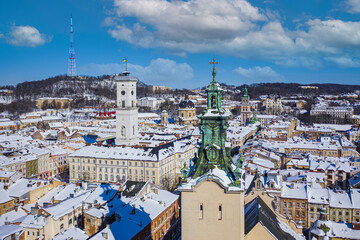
left=1, top=0, right=360, bottom=88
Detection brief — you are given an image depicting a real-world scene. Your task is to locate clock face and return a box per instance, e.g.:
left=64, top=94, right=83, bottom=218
left=121, top=90, right=126, bottom=95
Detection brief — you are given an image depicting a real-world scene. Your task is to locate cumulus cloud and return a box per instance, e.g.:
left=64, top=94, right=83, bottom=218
left=80, top=58, right=194, bottom=88
left=7, top=25, right=51, bottom=47
left=344, top=0, right=360, bottom=13
left=107, top=0, right=360, bottom=69
left=233, top=66, right=284, bottom=82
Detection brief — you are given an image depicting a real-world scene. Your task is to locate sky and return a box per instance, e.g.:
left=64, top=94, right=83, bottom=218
left=1, top=0, right=360, bottom=89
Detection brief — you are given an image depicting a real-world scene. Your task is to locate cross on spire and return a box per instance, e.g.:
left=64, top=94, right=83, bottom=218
left=209, top=58, right=218, bottom=82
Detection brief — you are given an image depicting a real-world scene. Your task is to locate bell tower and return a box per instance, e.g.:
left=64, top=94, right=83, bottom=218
left=115, top=71, right=139, bottom=146
left=241, top=86, right=251, bottom=125
left=189, top=59, right=244, bottom=182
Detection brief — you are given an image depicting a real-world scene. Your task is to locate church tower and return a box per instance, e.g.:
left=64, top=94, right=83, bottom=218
left=241, top=86, right=252, bottom=125
left=115, top=71, right=139, bottom=146
left=179, top=59, right=245, bottom=240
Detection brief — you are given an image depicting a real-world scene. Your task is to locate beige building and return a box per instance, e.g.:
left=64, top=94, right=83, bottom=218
left=37, top=98, right=71, bottom=109
left=20, top=191, right=89, bottom=240
left=69, top=138, right=196, bottom=187
left=180, top=180, right=245, bottom=240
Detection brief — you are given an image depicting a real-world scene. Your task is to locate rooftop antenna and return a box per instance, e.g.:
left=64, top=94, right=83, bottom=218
left=68, top=14, right=77, bottom=78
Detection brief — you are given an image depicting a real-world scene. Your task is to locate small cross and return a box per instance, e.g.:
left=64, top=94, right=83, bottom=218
left=209, top=58, right=218, bottom=70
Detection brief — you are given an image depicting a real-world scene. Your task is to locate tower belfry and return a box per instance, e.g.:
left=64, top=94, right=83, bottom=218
left=114, top=64, right=139, bottom=146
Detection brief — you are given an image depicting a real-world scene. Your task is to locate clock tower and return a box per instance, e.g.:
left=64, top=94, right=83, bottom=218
left=115, top=71, right=139, bottom=146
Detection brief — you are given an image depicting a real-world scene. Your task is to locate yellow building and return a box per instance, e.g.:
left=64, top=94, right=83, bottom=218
left=37, top=97, right=71, bottom=109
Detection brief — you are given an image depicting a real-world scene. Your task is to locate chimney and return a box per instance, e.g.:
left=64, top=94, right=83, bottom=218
left=31, top=207, right=39, bottom=215
left=132, top=204, right=136, bottom=215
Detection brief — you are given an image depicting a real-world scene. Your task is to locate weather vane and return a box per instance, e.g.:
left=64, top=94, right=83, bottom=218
left=209, top=58, right=218, bottom=82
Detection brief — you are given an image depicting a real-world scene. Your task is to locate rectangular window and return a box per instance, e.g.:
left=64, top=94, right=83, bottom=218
left=296, top=203, right=299, bottom=208
left=122, top=100, right=125, bottom=108
left=288, top=202, right=292, bottom=208
left=218, top=204, right=222, bottom=220
left=200, top=203, right=203, bottom=219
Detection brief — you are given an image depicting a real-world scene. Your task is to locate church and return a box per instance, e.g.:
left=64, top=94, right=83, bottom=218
left=178, top=60, right=305, bottom=240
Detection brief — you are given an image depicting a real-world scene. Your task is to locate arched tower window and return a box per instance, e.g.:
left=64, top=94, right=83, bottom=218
left=211, top=95, right=216, bottom=109
left=121, top=126, right=126, bottom=137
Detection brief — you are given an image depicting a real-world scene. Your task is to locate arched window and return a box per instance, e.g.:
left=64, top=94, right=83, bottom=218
left=110, top=175, right=114, bottom=181
left=256, top=180, right=261, bottom=190
left=121, top=126, right=126, bottom=137
left=105, top=174, right=108, bottom=181
left=99, top=174, right=102, bottom=180
left=60, top=223, right=64, bottom=230
left=211, top=96, right=216, bottom=108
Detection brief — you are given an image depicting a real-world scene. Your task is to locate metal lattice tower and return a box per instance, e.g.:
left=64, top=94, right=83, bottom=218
left=68, top=14, right=77, bottom=77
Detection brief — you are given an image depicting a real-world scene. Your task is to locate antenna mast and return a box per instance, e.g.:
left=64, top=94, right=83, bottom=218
left=68, top=14, right=77, bottom=77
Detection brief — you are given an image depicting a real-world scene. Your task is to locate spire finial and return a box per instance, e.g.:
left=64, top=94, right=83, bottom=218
left=209, top=58, right=218, bottom=82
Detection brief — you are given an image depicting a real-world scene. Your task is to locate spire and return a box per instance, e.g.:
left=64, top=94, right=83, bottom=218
left=244, top=85, right=248, bottom=96
left=209, top=58, right=218, bottom=82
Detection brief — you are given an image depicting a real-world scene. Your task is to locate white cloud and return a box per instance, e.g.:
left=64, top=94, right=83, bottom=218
left=7, top=25, right=51, bottom=47
left=107, top=0, right=360, bottom=69
left=233, top=66, right=284, bottom=82
left=344, top=0, right=360, bottom=13
left=0, top=33, right=4, bottom=38
left=80, top=58, right=194, bottom=88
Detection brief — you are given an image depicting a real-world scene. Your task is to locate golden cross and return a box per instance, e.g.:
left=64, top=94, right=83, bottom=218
left=209, top=58, right=218, bottom=70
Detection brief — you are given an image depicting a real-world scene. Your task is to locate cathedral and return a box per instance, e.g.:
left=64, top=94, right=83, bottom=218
left=178, top=60, right=246, bottom=240
left=178, top=60, right=304, bottom=240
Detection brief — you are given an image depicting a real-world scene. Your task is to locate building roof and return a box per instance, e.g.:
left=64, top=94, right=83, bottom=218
left=245, top=197, right=304, bottom=240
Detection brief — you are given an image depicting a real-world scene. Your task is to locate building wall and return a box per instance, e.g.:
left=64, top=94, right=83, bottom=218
left=280, top=197, right=308, bottom=227
left=308, top=204, right=329, bottom=227
left=181, top=180, right=245, bottom=240
left=0, top=198, right=15, bottom=215
left=69, top=145, right=196, bottom=186
left=245, top=222, right=276, bottom=240
left=329, top=207, right=352, bottom=223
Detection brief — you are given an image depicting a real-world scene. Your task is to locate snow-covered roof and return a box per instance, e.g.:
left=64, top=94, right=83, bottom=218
left=51, top=226, right=88, bottom=240
left=329, top=190, right=352, bottom=208
left=281, top=182, right=307, bottom=199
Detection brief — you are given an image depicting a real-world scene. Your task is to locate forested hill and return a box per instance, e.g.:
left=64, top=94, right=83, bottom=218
left=219, top=82, right=360, bottom=99
left=1, top=75, right=149, bottom=101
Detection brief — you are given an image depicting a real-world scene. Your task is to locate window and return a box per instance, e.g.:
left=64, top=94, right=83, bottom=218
left=301, top=211, right=305, bottom=217
left=301, top=203, right=305, bottom=208
left=121, top=126, right=126, bottom=137
left=218, top=204, right=222, bottom=220
left=122, top=100, right=125, bottom=108
left=200, top=204, right=203, bottom=219
left=60, top=223, right=64, bottom=230
left=288, top=202, right=292, bottom=208
left=296, top=203, right=300, bottom=208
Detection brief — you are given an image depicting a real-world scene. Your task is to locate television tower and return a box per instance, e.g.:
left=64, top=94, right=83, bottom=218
left=68, top=14, right=77, bottom=77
